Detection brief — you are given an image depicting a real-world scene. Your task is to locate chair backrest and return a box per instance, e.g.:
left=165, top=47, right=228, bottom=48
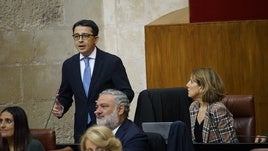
left=134, top=87, right=192, bottom=129
left=30, top=129, right=56, bottom=151
left=221, top=95, right=256, bottom=143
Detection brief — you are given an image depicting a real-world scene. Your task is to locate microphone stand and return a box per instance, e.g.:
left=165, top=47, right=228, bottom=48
left=44, top=89, right=59, bottom=128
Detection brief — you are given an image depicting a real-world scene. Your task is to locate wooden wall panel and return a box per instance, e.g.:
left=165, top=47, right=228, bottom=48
left=145, top=20, right=268, bottom=135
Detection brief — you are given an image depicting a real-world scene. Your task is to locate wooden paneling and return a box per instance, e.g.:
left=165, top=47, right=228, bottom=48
left=145, top=20, right=268, bottom=135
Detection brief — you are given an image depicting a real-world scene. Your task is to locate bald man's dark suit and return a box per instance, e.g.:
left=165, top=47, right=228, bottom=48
left=57, top=48, right=134, bottom=143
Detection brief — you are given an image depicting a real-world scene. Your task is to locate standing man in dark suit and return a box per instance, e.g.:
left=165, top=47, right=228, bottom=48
left=52, top=19, right=134, bottom=143
left=95, top=89, right=149, bottom=151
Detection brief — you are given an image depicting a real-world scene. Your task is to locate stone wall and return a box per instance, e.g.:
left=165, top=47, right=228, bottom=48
left=0, top=0, right=188, bottom=143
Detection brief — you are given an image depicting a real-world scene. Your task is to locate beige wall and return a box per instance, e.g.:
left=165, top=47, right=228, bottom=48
left=0, top=0, right=188, bottom=143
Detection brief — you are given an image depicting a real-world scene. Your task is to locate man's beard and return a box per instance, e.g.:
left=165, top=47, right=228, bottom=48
left=96, top=108, right=119, bottom=130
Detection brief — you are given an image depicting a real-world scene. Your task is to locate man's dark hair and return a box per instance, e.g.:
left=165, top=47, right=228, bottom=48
left=72, top=19, right=99, bottom=36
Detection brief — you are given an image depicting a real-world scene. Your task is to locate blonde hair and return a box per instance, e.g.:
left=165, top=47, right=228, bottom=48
left=191, top=67, right=225, bottom=103
left=80, top=125, right=122, bottom=151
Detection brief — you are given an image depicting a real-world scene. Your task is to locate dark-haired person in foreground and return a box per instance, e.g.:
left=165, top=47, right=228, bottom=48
left=52, top=19, right=134, bottom=143
left=0, top=106, right=45, bottom=151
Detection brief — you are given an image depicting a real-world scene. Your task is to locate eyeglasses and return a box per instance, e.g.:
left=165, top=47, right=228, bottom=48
left=72, top=33, right=94, bottom=41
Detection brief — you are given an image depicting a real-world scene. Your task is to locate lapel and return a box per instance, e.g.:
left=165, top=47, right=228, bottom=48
left=202, top=105, right=211, bottom=143
left=88, top=48, right=104, bottom=99
left=73, top=53, right=88, bottom=99
left=191, top=104, right=198, bottom=141
left=115, top=119, right=129, bottom=138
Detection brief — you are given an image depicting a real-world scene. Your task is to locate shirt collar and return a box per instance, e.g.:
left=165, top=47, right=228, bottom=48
left=80, top=47, right=97, bottom=60
left=112, top=125, right=120, bottom=135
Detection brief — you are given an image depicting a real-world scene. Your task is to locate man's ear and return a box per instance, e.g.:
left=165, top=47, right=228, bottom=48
left=94, top=36, right=99, bottom=44
left=118, top=105, right=125, bottom=115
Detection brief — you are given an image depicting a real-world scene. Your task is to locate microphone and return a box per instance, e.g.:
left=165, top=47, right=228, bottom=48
left=44, top=89, right=59, bottom=128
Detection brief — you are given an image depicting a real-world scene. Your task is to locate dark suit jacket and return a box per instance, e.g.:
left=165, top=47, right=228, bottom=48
left=58, top=48, right=134, bottom=142
left=167, top=121, right=194, bottom=151
left=134, top=87, right=192, bottom=129
left=115, top=119, right=150, bottom=151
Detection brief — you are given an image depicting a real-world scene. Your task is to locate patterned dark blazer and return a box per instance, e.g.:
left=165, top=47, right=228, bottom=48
left=189, top=101, right=238, bottom=143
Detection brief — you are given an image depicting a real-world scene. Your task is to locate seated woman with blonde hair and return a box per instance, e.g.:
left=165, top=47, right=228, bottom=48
left=80, top=125, right=122, bottom=151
